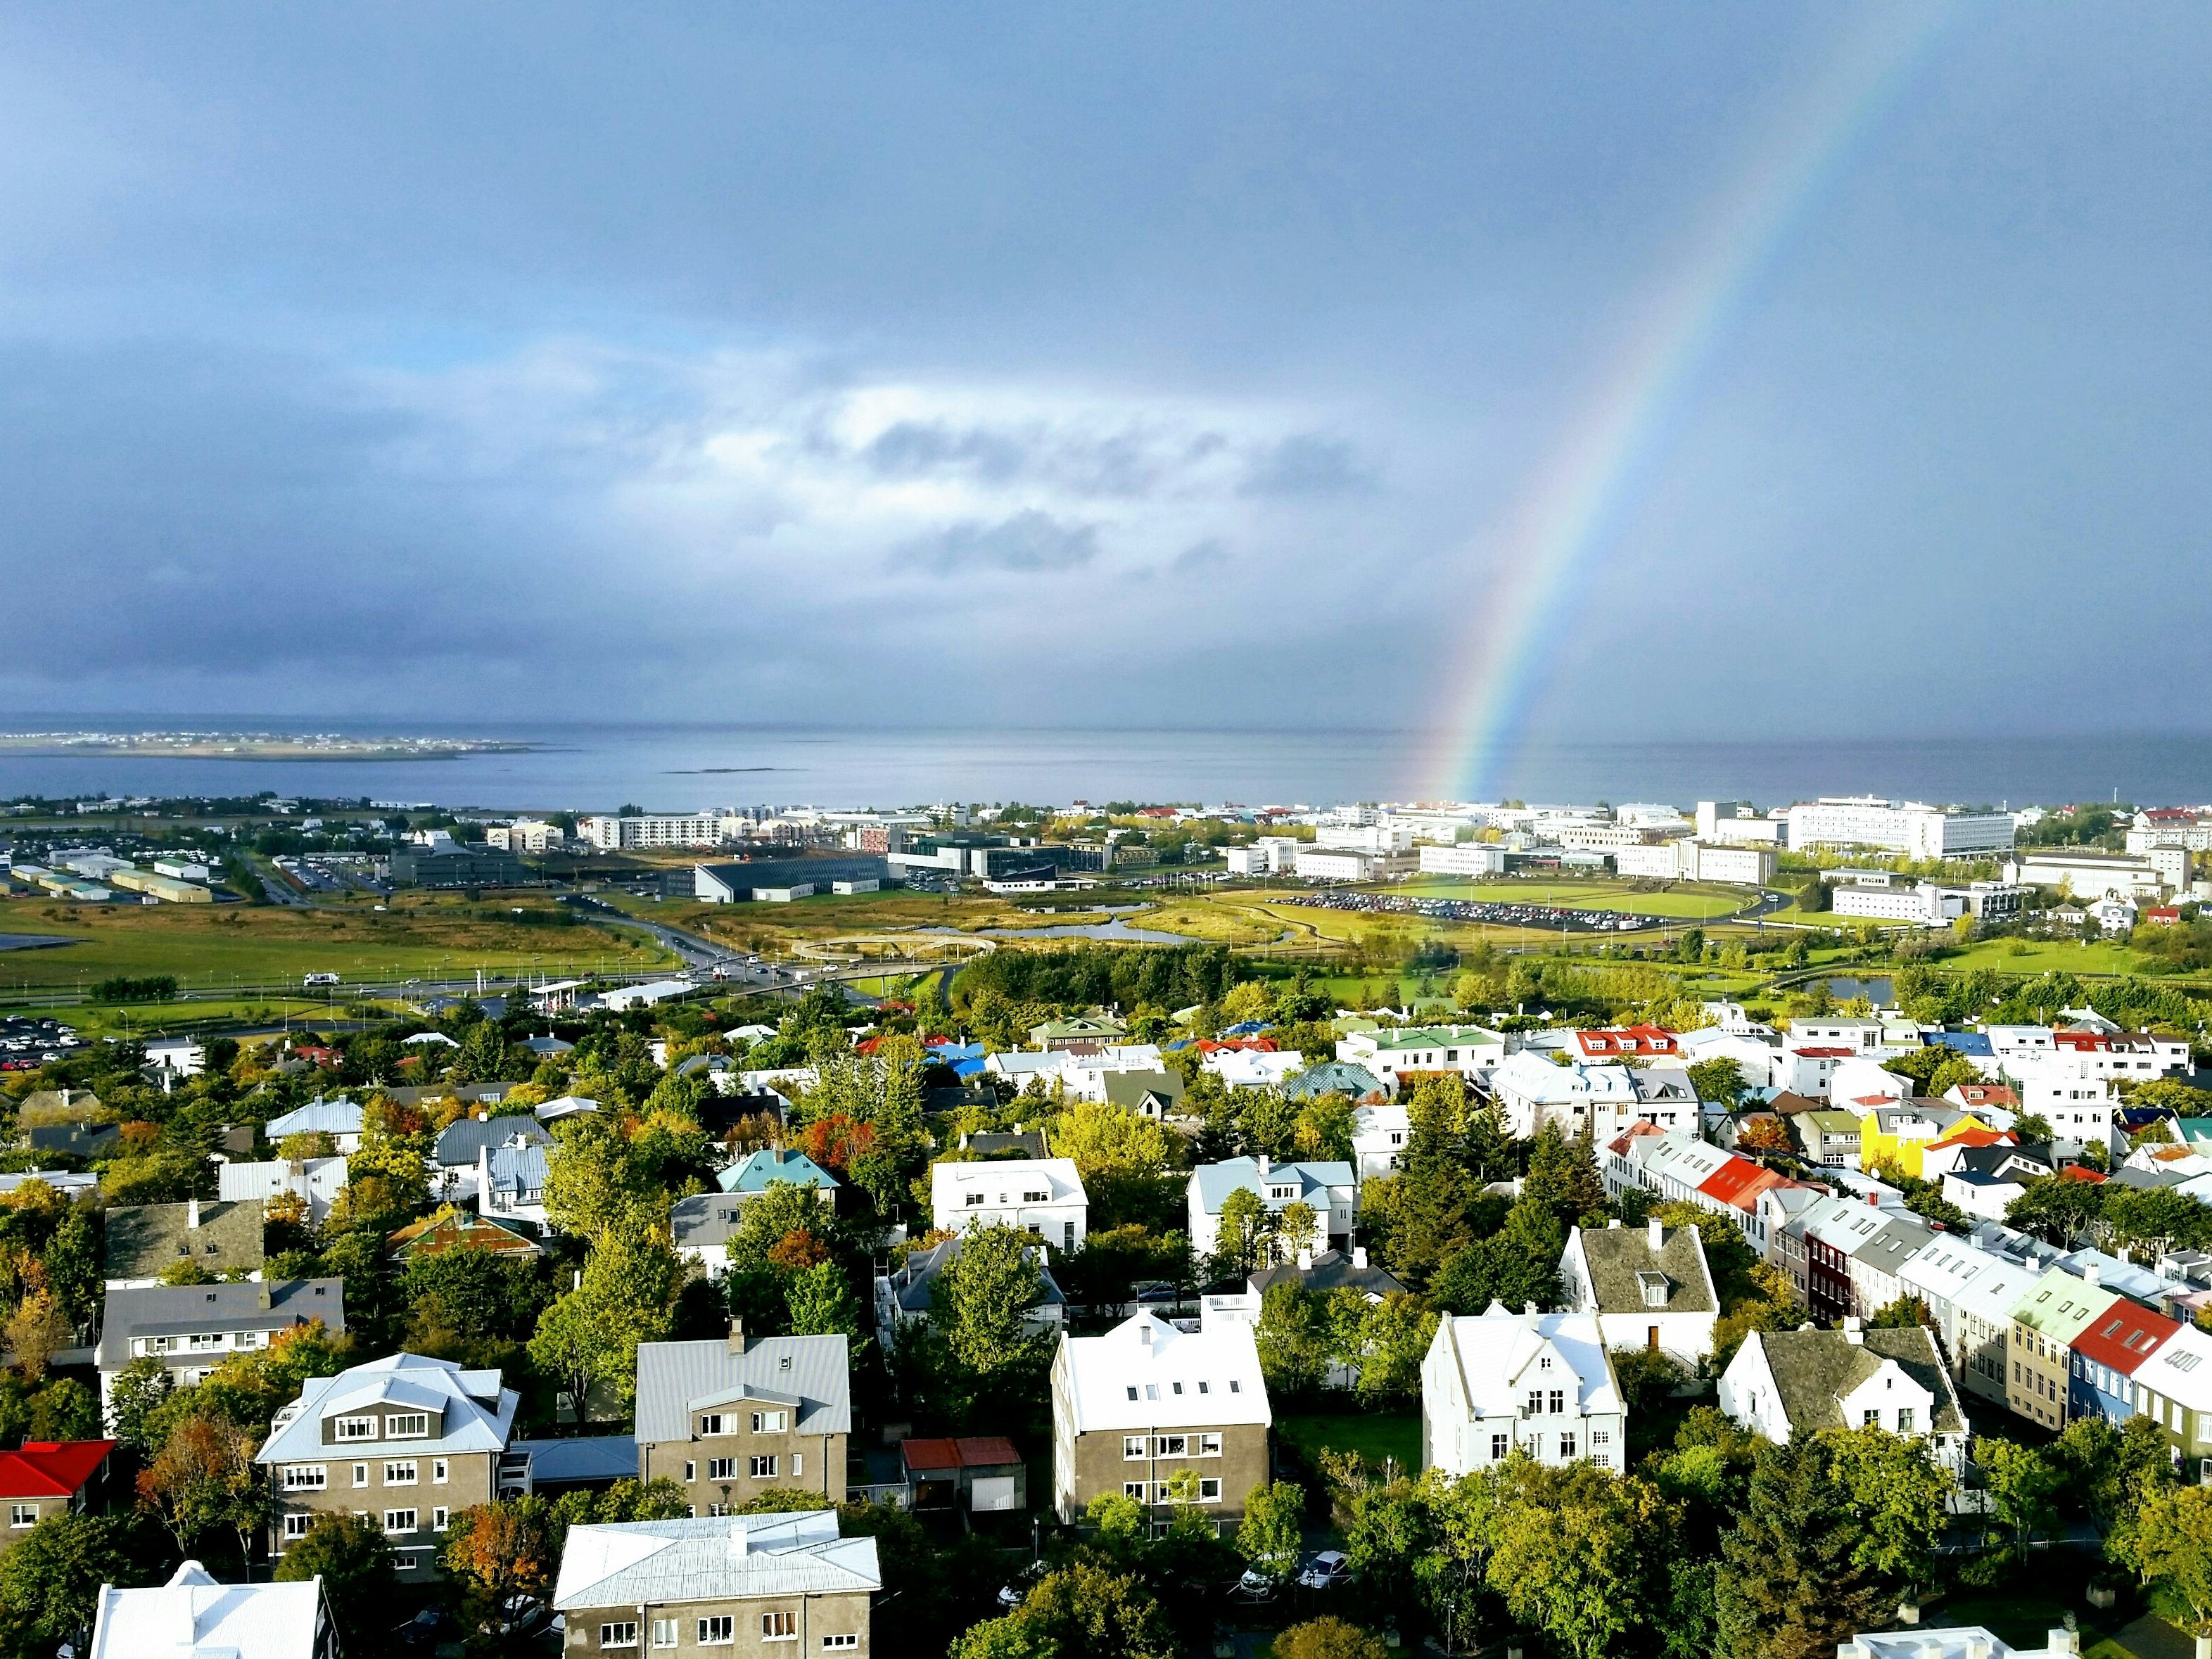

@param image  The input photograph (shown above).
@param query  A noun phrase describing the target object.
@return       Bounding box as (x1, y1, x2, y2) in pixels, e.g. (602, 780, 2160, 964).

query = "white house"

(1421, 1304, 1627, 1475)
(1487, 1051, 1641, 1139)
(1351, 1102, 1412, 1179)
(1558, 1221, 1719, 1369)
(1718, 1322, 1966, 1473)
(1186, 1157, 1357, 1261)
(90, 1561, 336, 1659)
(1828, 1057, 1908, 1114)
(263, 1097, 364, 1154)
(1204, 1048, 1306, 1089)
(930, 1157, 1089, 1252)
(1334, 1026, 1504, 1088)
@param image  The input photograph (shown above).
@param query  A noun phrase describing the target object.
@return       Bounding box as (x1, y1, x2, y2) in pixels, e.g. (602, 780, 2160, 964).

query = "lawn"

(1937, 936, 2166, 979)
(0, 894, 673, 996)
(1275, 1411, 1421, 1478)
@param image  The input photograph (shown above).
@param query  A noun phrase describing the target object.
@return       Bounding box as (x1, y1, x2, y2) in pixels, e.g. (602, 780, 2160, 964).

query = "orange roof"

(2058, 1165, 2108, 1184)
(901, 1436, 1022, 1473)
(1931, 1126, 2014, 1152)
(0, 1441, 113, 1499)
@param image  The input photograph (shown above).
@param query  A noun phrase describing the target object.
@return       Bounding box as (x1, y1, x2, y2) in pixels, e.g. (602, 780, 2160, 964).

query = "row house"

(1899, 1238, 2039, 1411)
(2008, 1268, 2118, 1431)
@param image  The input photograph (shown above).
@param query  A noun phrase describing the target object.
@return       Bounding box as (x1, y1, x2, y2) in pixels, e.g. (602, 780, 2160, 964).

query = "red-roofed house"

(1945, 1082, 2019, 1113)
(0, 1440, 114, 1548)
(2146, 907, 2182, 927)
(901, 1436, 1026, 1513)
(2071, 1301, 2181, 1426)
(2058, 1164, 2108, 1185)
(1572, 1024, 1682, 1060)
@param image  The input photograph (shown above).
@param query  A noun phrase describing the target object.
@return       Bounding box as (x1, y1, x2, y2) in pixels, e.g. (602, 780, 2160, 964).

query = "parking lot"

(1284, 888, 1655, 934)
(0, 1015, 84, 1069)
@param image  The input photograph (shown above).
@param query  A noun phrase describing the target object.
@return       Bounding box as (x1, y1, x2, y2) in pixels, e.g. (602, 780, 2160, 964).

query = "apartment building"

(97, 1279, 345, 1414)
(1898, 1239, 2038, 1409)
(1786, 798, 2014, 860)
(1050, 1313, 1270, 1526)
(929, 1157, 1088, 1252)
(1186, 1157, 1356, 1260)
(259, 1354, 519, 1577)
(633, 1328, 851, 1513)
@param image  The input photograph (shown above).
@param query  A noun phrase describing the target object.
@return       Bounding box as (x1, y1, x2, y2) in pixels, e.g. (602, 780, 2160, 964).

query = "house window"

(1155, 1435, 1188, 1457)
(1124, 1481, 1146, 1499)
(1558, 1433, 1577, 1460)
(1897, 1409, 1914, 1434)
(965, 1193, 985, 1207)
(700, 1615, 736, 1645)
(751, 1411, 789, 1434)
(750, 1456, 780, 1478)
(433, 1459, 447, 1484)
(1591, 1430, 1610, 1449)
(384, 1461, 417, 1485)
(700, 1414, 727, 1437)
(334, 1415, 378, 1441)
(352, 1464, 369, 1487)
(1490, 1433, 1511, 1460)
(651, 1620, 679, 1649)
(283, 1466, 326, 1491)
(1524, 1391, 1544, 1417)
(601, 1623, 640, 1649)
(792, 1454, 803, 1477)
(823, 1638, 860, 1651)
(761, 1611, 797, 1642)
(6, 1505, 32, 1529)
(386, 1413, 429, 1439)
(1123, 1437, 1145, 1461)
(685, 1462, 697, 1482)
(1200, 1477, 1222, 1501)
(1197, 1433, 1221, 1456)
(1862, 1410, 1879, 1428)
(1548, 1390, 1565, 1414)
(281, 1512, 312, 1541)
(1022, 1189, 1050, 1204)
(707, 1458, 737, 1481)
(433, 1507, 449, 1532)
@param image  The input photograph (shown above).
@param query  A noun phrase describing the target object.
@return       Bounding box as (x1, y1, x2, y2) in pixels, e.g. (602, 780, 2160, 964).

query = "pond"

(1822, 975, 1895, 1004)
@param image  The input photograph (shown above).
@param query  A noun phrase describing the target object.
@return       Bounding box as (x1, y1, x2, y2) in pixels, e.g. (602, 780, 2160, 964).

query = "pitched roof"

(1283, 1060, 1390, 1101)
(97, 1280, 345, 1370)
(880, 1235, 1065, 1316)
(1190, 1157, 1354, 1215)
(1056, 1314, 1270, 1434)
(1101, 1069, 1186, 1112)
(103, 1202, 265, 1281)
(387, 1210, 545, 1258)
(257, 1354, 517, 1463)
(932, 1157, 1086, 1210)
(264, 1097, 362, 1138)
(488, 1142, 550, 1195)
(553, 1512, 881, 1612)
(1249, 1249, 1407, 1301)
(1568, 1225, 1716, 1316)
(90, 1560, 326, 1659)
(432, 1114, 552, 1169)
(900, 1436, 1021, 1474)
(2073, 1299, 2182, 1377)
(633, 1335, 852, 1444)
(1750, 1326, 1964, 1435)
(0, 1439, 113, 1498)
(719, 1148, 838, 1195)
(1429, 1304, 1622, 1419)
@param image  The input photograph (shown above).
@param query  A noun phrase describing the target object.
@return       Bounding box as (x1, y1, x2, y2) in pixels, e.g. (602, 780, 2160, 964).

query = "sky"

(4, 4, 2210, 742)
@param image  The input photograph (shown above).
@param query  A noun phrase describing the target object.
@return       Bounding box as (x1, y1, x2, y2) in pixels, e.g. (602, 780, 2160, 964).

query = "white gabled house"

(1420, 1303, 1627, 1475)
(1558, 1220, 1719, 1369)
(1186, 1157, 1357, 1261)
(929, 1157, 1088, 1252)
(1717, 1321, 1966, 1474)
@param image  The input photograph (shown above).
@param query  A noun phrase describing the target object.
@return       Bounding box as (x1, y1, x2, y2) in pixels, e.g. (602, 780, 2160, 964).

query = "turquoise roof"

(1283, 1061, 1389, 1100)
(718, 1147, 838, 1194)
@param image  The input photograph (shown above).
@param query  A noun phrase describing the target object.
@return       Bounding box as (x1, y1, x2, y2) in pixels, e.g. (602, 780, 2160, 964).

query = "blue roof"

(266, 1097, 363, 1138)
(488, 1143, 549, 1193)
(510, 1435, 639, 1486)
(718, 1147, 838, 1194)
(1191, 1156, 1355, 1215)
(1221, 1021, 1272, 1038)
(927, 1041, 985, 1062)
(951, 1057, 989, 1078)
(1924, 1031, 1994, 1056)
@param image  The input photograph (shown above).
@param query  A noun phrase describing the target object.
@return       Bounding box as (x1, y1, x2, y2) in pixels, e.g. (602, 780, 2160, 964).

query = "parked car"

(1231, 1566, 1283, 1603)
(1297, 1551, 1351, 1591)
(997, 1561, 1047, 1610)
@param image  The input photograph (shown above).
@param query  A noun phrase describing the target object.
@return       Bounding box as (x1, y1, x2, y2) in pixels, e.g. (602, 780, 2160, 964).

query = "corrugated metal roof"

(553, 1513, 880, 1611)
(257, 1354, 517, 1464)
(633, 1336, 852, 1445)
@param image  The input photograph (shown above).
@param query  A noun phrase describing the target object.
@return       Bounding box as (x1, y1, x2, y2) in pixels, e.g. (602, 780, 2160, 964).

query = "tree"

(0, 1513, 134, 1656)
(784, 1260, 862, 1346)
(136, 1413, 262, 1565)
(528, 1224, 682, 1418)
(1221, 981, 1273, 1024)
(1237, 1479, 1306, 1578)
(272, 1512, 399, 1646)
(1430, 1235, 1559, 1316)
(928, 1224, 1051, 1420)
(1485, 1461, 1674, 1659)
(106, 1356, 176, 1455)
(1689, 1058, 1748, 1112)
(1274, 1617, 1392, 1659)
(1214, 1186, 1269, 1280)
(1822, 1427, 1949, 1594)
(957, 1560, 1178, 1659)
(1277, 1200, 1320, 1260)
(542, 1111, 659, 1241)
(443, 1496, 564, 1636)
(1050, 1100, 1173, 1182)
(2059, 1413, 2173, 1544)
(2119, 1483, 2212, 1634)
(1715, 1438, 1891, 1659)
(1733, 1116, 1791, 1155)
(2004, 1176, 2106, 1247)
(1254, 1284, 1333, 1398)
(1520, 1123, 1607, 1230)
(4, 1290, 70, 1382)
(1977, 1436, 2065, 1563)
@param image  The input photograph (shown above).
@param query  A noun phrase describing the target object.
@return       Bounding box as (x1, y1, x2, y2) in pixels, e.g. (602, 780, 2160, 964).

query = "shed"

(900, 1436, 1026, 1513)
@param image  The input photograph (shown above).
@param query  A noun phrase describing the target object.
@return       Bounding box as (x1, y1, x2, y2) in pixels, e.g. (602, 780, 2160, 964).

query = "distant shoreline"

(0, 735, 539, 763)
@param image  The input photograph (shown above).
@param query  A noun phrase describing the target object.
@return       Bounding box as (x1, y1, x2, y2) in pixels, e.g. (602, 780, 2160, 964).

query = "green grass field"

(1275, 1411, 1421, 1477)
(1937, 936, 2162, 978)
(0, 895, 673, 996)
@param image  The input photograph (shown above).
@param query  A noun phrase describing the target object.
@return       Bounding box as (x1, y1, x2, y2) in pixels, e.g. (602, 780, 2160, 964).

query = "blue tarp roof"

(1924, 1031, 1995, 1056)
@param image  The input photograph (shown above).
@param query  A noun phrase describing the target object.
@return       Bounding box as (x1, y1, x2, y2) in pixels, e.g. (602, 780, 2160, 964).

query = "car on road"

(996, 1561, 1047, 1610)
(1296, 1551, 1351, 1591)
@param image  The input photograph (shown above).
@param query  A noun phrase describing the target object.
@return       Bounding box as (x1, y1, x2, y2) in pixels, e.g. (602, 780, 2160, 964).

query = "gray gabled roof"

(553, 1512, 880, 1611)
(433, 1114, 552, 1169)
(1249, 1249, 1406, 1301)
(96, 1278, 346, 1370)
(1755, 1326, 1964, 1437)
(882, 1235, 1066, 1315)
(633, 1335, 852, 1445)
(671, 1193, 750, 1252)
(257, 1353, 518, 1463)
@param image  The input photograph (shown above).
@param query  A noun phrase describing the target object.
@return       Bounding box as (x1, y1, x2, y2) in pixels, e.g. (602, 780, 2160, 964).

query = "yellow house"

(1857, 1104, 1999, 1178)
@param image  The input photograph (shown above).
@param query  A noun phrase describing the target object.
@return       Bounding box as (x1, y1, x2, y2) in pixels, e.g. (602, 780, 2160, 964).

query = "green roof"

(1369, 1025, 1501, 1052)
(2009, 1265, 2118, 1340)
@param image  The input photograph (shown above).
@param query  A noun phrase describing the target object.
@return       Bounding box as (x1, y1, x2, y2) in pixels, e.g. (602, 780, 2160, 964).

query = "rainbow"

(1426, 6, 1962, 802)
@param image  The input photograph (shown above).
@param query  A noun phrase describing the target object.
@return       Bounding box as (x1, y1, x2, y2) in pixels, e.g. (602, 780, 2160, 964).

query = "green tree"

(1688, 1057, 1747, 1112)
(1823, 1427, 1950, 1593)
(2118, 1483, 2212, 1635)
(1977, 1436, 2065, 1563)
(1237, 1480, 1307, 1577)
(542, 1111, 659, 1242)
(2059, 1413, 2174, 1545)
(2004, 1176, 2106, 1247)
(0, 1513, 134, 1656)
(136, 1412, 262, 1565)
(1714, 1438, 1890, 1659)
(1213, 1186, 1269, 1280)
(1273, 1617, 1392, 1659)
(1430, 1235, 1559, 1316)
(928, 1224, 1051, 1420)
(272, 1512, 399, 1646)
(958, 1560, 1178, 1659)
(528, 1223, 682, 1418)
(1485, 1460, 1674, 1659)
(784, 1260, 863, 1346)
(1254, 1284, 1333, 1398)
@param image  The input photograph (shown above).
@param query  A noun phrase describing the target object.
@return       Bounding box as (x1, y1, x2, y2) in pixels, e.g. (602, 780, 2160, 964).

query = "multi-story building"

(97, 1280, 345, 1415)
(1333, 1025, 1504, 1088)
(259, 1354, 519, 1577)
(2003, 849, 2170, 901)
(2068, 1297, 2182, 1428)
(1613, 839, 1777, 884)
(1719, 1323, 1966, 1473)
(1557, 1221, 1717, 1369)
(1695, 801, 1786, 846)
(1416, 842, 1508, 877)
(1421, 1305, 1627, 1475)
(2128, 1321, 2212, 1479)
(873, 1235, 1067, 1349)
(578, 813, 742, 851)
(633, 1328, 851, 1514)
(930, 1157, 1088, 1252)
(1186, 1157, 1356, 1261)
(1050, 1313, 1270, 1526)
(554, 1510, 881, 1659)
(90, 1561, 337, 1659)
(1486, 1052, 1640, 1140)
(1897, 1238, 2037, 1409)
(1786, 798, 2014, 860)
(2007, 1268, 2119, 1430)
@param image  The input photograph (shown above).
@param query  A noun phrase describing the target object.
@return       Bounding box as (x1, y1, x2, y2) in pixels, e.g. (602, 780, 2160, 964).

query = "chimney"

(1867, 1191, 1879, 1207)
(1297, 1248, 1313, 1271)
(1352, 1246, 1368, 1269)
(2083, 1264, 2102, 1288)
(1648, 1219, 1665, 1250)
(186, 1197, 201, 1230)
(727, 1318, 746, 1355)
(1843, 1316, 1864, 1346)
(1139, 1323, 1152, 1346)
(730, 1523, 749, 1561)
(1257, 1154, 1271, 1176)
(1965, 1641, 1992, 1659)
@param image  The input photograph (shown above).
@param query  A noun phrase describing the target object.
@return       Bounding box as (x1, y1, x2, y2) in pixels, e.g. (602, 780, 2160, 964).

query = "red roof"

(2144, 809, 2199, 823)
(1574, 1024, 1682, 1058)
(901, 1436, 1022, 1474)
(1606, 1121, 1667, 1157)
(1931, 1126, 2014, 1152)
(1195, 1038, 1278, 1053)
(0, 1441, 113, 1499)
(2073, 1302, 2181, 1377)
(2058, 1164, 2108, 1184)
(1792, 1048, 1852, 1060)
(2148, 908, 2182, 924)
(1697, 1157, 1774, 1212)
(1950, 1083, 2018, 1107)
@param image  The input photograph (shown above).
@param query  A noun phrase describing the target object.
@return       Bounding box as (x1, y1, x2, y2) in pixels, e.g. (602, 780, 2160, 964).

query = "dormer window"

(1022, 1189, 1050, 1204)
(1637, 1271, 1670, 1309)
(386, 1413, 429, 1439)
(1268, 1185, 1296, 1202)
(334, 1415, 379, 1441)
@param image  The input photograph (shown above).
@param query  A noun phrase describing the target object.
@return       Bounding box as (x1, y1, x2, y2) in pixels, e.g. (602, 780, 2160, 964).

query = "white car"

(1296, 1551, 1351, 1590)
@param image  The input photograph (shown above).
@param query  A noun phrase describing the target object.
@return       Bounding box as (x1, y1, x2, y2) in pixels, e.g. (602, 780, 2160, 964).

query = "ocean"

(0, 720, 2206, 815)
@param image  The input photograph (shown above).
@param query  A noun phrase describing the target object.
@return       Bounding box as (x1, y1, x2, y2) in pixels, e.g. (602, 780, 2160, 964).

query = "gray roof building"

(877, 1234, 1067, 1322)
(103, 1200, 265, 1286)
(1748, 1325, 1965, 1437)
(257, 1353, 519, 1465)
(634, 1331, 853, 1447)
(553, 1511, 880, 1613)
(1249, 1247, 1406, 1302)
(1565, 1223, 1717, 1318)
(959, 1129, 1050, 1159)
(433, 1114, 552, 1171)
(97, 1278, 346, 1373)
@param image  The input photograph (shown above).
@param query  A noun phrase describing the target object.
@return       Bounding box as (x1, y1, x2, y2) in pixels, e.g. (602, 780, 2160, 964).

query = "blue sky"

(4, 4, 2208, 736)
